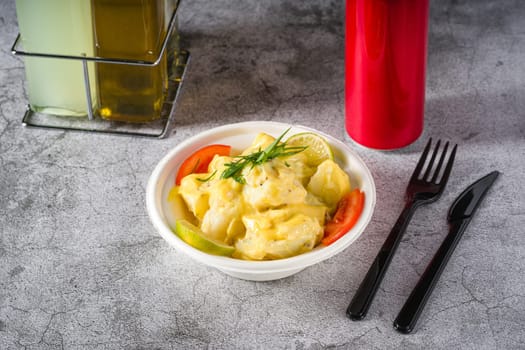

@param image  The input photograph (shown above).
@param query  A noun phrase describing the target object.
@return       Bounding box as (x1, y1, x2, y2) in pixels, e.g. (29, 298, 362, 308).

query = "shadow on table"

(363, 86, 525, 156)
(423, 87, 525, 146)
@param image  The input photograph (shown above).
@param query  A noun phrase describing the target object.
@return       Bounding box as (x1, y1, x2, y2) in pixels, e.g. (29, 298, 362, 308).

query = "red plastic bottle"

(345, 0, 429, 150)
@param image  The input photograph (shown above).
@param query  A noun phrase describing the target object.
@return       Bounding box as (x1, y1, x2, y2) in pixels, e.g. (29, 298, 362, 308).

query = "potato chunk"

(242, 160, 307, 211)
(178, 174, 210, 220)
(200, 178, 244, 243)
(307, 159, 351, 213)
(235, 209, 323, 260)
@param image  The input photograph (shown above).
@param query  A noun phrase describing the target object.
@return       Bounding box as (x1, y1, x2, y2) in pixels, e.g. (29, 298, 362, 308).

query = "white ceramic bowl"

(146, 121, 376, 281)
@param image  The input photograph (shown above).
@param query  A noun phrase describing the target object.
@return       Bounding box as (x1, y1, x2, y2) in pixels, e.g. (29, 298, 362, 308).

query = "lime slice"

(174, 219, 235, 256)
(287, 132, 334, 166)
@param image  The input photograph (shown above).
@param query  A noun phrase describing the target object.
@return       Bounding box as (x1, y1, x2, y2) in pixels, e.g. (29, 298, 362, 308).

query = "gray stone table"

(1, 0, 524, 349)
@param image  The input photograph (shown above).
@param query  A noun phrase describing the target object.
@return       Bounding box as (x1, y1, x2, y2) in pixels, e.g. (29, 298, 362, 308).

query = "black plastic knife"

(393, 171, 500, 334)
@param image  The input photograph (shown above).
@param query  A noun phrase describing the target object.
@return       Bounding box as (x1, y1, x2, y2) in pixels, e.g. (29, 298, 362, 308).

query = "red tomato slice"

(175, 144, 231, 185)
(322, 189, 365, 246)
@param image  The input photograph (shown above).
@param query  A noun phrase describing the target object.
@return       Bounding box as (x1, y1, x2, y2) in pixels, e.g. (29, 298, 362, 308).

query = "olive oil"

(164, 0, 181, 73)
(15, 0, 96, 117)
(91, 0, 168, 122)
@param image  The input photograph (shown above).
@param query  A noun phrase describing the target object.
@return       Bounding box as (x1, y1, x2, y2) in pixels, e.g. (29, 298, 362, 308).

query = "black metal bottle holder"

(11, 3, 189, 138)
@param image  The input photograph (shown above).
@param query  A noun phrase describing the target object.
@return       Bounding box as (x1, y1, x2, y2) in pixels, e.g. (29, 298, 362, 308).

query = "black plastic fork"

(347, 138, 457, 321)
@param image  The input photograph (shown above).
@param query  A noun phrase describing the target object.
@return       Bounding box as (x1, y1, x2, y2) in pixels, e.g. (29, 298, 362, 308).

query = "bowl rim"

(146, 121, 376, 273)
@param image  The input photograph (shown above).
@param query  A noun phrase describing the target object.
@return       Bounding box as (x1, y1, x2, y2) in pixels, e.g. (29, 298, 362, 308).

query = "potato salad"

(170, 131, 361, 260)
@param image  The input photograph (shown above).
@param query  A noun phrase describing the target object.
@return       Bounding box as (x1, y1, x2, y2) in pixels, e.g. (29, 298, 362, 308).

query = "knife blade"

(393, 171, 500, 334)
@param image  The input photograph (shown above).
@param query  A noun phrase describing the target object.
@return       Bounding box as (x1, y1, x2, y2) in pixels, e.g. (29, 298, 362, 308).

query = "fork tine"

(423, 139, 441, 181)
(430, 141, 449, 183)
(410, 138, 432, 181)
(437, 144, 457, 185)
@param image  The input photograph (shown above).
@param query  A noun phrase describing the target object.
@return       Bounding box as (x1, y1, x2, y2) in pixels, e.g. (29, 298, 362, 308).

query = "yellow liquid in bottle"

(164, 0, 181, 74)
(15, 0, 96, 117)
(92, 0, 168, 123)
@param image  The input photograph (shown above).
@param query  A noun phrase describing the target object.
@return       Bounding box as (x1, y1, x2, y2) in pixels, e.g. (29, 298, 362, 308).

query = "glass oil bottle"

(91, 0, 168, 123)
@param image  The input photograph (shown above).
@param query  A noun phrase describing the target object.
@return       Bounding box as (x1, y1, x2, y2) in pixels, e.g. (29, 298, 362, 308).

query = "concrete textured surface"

(1, 0, 524, 349)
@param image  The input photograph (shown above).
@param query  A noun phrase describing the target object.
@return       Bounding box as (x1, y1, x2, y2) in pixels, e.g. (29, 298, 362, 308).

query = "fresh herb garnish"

(220, 128, 306, 184)
(196, 170, 217, 182)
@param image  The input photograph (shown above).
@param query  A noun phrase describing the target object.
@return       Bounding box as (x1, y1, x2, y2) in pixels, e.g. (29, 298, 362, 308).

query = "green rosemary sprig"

(196, 170, 217, 182)
(220, 128, 306, 184)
